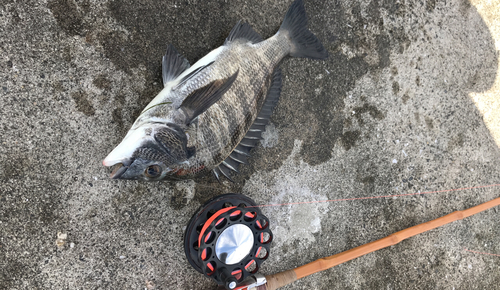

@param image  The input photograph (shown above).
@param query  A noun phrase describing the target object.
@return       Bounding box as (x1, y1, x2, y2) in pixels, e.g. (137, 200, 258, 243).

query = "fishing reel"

(184, 194, 272, 289)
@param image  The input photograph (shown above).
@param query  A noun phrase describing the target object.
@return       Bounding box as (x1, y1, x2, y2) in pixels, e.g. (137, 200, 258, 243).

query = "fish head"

(103, 123, 191, 180)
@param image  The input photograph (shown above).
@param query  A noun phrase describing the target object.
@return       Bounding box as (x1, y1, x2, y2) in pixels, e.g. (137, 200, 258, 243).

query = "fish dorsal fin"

(179, 70, 239, 125)
(162, 44, 190, 86)
(224, 21, 263, 44)
(213, 68, 282, 182)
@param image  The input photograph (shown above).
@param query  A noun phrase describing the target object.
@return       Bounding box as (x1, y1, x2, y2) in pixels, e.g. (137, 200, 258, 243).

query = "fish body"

(103, 0, 327, 181)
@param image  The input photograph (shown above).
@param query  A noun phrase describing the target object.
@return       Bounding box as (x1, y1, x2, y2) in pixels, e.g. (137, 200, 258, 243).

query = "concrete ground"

(1, 0, 500, 289)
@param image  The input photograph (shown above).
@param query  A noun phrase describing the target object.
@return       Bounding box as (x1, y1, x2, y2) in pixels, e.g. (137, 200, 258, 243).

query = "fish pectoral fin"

(162, 44, 191, 86)
(224, 21, 263, 45)
(180, 69, 239, 124)
(173, 61, 215, 91)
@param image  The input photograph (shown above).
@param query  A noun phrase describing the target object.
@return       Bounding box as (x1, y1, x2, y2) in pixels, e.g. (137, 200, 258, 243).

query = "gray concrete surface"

(1, 0, 500, 289)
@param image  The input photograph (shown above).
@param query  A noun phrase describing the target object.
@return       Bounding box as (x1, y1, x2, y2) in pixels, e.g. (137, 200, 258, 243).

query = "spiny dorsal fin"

(162, 44, 190, 86)
(224, 21, 263, 45)
(213, 68, 282, 183)
(180, 70, 239, 125)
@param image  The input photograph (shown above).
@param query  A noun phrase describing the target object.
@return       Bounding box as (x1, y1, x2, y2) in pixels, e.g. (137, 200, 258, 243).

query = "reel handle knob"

(219, 267, 238, 289)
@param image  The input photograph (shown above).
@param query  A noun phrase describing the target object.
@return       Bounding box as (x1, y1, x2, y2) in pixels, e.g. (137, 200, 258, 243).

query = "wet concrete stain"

(0, 260, 32, 290)
(110, 94, 126, 131)
(111, 108, 123, 129)
(170, 192, 188, 210)
(376, 34, 392, 68)
(425, 116, 434, 130)
(103, 0, 231, 76)
(71, 91, 95, 116)
(402, 91, 410, 104)
(459, 0, 472, 16)
(354, 155, 380, 193)
(341, 130, 361, 151)
(391, 66, 398, 76)
(426, 0, 437, 12)
(392, 81, 400, 95)
(448, 132, 465, 150)
(353, 103, 385, 125)
(93, 75, 111, 90)
(273, 0, 408, 166)
(48, 0, 85, 36)
(0, 155, 30, 181)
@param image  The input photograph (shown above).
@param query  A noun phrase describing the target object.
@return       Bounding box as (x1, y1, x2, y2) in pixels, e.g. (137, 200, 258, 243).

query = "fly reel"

(184, 194, 272, 289)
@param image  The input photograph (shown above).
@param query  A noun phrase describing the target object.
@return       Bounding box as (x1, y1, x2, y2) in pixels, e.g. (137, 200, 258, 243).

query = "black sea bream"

(102, 0, 328, 181)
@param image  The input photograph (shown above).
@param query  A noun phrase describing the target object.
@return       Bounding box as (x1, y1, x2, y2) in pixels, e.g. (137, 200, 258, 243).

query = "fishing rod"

(256, 195, 500, 290)
(183, 192, 500, 290)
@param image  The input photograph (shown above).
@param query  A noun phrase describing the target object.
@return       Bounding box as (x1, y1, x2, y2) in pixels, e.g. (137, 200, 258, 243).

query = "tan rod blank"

(258, 196, 500, 290)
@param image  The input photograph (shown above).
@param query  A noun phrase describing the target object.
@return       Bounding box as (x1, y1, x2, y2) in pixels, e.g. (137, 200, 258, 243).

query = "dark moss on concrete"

(93, 74, 111, 90)
(48, 0, 85, 36)
(341, 130, 361, 151)
(71, 91, 95, 116)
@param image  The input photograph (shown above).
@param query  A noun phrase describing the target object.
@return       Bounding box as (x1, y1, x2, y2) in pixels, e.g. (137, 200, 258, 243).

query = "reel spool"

(184, 194, 272, 289)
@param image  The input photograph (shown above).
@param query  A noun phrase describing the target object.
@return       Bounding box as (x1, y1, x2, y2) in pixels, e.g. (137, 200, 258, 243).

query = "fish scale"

(180, 40, 287, 176)
(103, 0, 328, 181)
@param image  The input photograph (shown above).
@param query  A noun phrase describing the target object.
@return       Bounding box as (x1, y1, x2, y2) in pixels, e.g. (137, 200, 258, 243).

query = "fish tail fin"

(279, 0, 328, 59)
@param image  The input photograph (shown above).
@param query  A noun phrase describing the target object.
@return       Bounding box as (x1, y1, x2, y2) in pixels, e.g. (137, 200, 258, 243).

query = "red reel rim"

(183, 193, 272, 287)
(183, 194, 262, 274)
(198, 206, 236, 248)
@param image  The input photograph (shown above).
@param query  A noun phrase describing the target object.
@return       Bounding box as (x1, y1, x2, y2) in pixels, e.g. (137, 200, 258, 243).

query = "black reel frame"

(184, 193, 272, 289)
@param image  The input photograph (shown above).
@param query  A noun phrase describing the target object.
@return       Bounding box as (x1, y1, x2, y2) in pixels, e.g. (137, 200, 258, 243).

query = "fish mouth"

(109, 163, 129, 179)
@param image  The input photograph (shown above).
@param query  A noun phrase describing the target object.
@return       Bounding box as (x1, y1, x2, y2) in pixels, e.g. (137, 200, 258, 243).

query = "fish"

(102, 0, 328, 181)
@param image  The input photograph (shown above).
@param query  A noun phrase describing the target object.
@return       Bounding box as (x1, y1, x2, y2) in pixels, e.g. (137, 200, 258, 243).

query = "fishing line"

(246, 183, 500, 259)
(464, 248, 500, 257)
(249, 183, 500, 208)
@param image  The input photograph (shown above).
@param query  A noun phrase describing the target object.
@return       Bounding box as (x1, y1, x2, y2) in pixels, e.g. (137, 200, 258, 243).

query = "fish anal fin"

(212, 167, 222, 183)
(225, 21, 263, 45)
(180, 70, 239, 124)
(213, 67, 282, 182)
(217, 164, 235, 183)
(162, 44, 190, 86)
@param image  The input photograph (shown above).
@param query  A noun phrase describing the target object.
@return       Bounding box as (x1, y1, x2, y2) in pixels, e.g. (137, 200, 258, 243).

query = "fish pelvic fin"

(213, 68, 282, 182)
(180, 69, 239, 124)
(224, 21, 263, 45)
(162, 44, 190, 86)
(279, 0, 328, 59)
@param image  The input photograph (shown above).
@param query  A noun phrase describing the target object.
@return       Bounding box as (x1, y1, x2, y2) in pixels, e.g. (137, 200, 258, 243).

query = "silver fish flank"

(103, 0, 328, 181)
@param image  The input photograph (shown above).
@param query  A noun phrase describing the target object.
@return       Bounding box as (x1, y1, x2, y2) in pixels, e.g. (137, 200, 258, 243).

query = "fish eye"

(145, 165, 162, 178)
